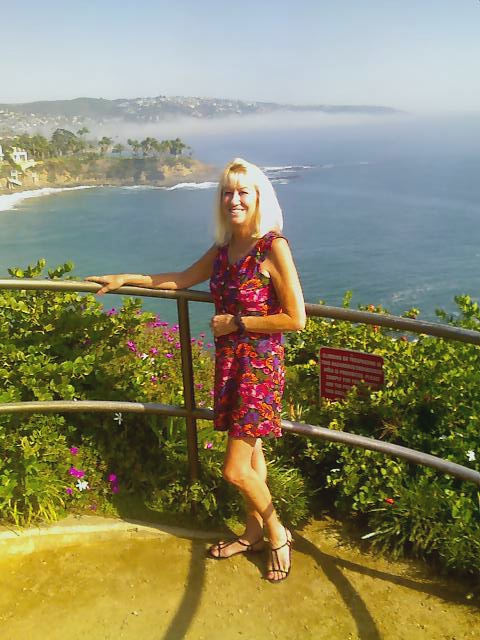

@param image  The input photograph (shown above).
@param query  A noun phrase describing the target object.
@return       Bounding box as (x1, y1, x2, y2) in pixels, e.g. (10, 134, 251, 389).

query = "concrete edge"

(0, 515, 221, 557)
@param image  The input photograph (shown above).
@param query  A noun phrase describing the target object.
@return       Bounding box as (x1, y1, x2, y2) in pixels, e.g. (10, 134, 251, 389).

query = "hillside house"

(10, 146, 36, 170)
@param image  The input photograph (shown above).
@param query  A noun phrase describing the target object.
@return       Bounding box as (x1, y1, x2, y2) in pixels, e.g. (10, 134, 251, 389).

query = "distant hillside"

(0, 95, 402, 134)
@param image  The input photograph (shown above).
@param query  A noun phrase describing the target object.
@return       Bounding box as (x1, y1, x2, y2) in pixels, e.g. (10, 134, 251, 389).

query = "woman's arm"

(86, 244, 218, 295)
(211, 238, 306, 335)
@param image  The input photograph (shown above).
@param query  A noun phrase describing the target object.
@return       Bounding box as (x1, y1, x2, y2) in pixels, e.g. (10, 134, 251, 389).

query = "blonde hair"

(214, 158, 283, 245)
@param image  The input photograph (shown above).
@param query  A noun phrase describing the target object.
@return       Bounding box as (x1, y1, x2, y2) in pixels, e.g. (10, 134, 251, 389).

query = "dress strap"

(256, 230, 288, 261)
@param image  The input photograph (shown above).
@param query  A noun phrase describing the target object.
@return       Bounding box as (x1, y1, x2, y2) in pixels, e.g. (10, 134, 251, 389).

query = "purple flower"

(127, 340, 137, 352)
(195, 383, 203, 390)
(108, 474, 117, 483)
(207, 343, 213, 348)
(111, 484, 119, 494)
(150, 347, 159, 355)
(65, 487, 73, 495)
(174, 342, 181, 349)
(165, 353, 173, 359)
(191, 338, 196, 343)
(204, 441, 213, 450)
(151, 375, 158, 383)
(69, 446, 79, 455)
(199, 332, 205, 338)
(69, 466, 85, 479)
(106, 308, 117, 316)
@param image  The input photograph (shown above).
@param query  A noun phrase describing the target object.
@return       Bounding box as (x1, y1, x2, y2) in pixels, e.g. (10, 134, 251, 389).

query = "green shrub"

(283, 292, 480, 576)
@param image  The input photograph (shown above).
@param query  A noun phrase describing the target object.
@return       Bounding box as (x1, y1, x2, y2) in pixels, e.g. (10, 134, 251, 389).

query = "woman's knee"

(222, 464, 251, 487)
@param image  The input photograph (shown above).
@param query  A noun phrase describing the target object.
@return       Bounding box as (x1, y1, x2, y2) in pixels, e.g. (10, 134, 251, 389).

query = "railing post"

(177, 297, 200, 484)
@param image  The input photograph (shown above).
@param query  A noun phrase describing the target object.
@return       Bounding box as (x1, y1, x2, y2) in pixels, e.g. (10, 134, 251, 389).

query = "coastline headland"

(0, 156, 217, 199)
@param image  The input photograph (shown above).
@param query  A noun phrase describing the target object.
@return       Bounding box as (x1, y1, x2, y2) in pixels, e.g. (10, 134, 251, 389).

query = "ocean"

(1, 113, 479, 335)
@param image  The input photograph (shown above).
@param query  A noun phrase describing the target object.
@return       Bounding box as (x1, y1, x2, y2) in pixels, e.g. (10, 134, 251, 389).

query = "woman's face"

(222, 176, 258, 230)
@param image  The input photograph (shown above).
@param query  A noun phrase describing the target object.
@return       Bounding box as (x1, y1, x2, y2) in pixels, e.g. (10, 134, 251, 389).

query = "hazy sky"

(2, 0, 479, 112)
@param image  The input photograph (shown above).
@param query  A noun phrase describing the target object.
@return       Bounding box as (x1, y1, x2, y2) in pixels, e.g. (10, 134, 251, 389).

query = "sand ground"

(0, 518, 478, 640)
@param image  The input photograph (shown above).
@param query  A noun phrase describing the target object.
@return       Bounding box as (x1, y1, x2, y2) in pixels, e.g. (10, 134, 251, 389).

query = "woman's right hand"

(84, 274, 126, 296)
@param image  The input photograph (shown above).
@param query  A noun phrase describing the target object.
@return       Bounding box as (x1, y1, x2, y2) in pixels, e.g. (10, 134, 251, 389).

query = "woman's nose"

(231, 190, 240, 204)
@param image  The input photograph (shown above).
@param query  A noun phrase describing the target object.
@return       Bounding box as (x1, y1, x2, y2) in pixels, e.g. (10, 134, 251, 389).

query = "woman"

(86, 158, 306, 582)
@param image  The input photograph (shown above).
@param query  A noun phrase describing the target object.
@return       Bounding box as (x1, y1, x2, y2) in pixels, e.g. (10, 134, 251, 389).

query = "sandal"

(266, 528, 293, 583)
(207, 535, 265, 560)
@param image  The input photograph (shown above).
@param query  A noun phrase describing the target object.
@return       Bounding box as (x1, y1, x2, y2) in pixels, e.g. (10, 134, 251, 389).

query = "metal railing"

(1, 278, 479, 488)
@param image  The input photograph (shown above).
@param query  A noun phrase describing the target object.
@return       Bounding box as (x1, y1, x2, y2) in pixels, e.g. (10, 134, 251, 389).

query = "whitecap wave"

(163, 181, 218, 191)
(320, 161, 370, 170)
(120, 185, 162, 190)
(0, 185, 95, 212)
(263, 165, 315, 173)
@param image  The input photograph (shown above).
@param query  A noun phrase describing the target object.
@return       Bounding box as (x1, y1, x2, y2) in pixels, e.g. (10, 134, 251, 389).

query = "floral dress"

(209, 230, 286, 438)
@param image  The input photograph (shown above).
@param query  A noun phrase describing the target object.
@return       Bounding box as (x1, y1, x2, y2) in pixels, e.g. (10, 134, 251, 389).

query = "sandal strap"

(212, 535, 264, 554)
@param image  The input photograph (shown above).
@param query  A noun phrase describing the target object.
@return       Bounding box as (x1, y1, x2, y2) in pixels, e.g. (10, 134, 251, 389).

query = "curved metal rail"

(1, 400, 479, 487)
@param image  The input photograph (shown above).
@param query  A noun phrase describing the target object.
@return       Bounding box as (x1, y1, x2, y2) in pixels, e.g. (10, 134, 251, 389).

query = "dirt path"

(0, 519, 478, 640)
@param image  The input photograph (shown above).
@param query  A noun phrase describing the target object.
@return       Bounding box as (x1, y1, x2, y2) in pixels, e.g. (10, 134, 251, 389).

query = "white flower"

(140, 352, 148, 360)
(114, 412, 123, 425)
(466, 450, 476, 462)
(76, 480, 89, 491)
(330, 468, 340, 473)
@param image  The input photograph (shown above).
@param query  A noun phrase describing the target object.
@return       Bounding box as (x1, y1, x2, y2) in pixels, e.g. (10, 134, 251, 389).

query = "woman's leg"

(243, 438, 267, 539)
(221, 436, 292, 580)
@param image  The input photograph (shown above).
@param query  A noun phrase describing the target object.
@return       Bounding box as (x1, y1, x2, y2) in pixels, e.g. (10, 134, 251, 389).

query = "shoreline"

(0, 163, 219, 211)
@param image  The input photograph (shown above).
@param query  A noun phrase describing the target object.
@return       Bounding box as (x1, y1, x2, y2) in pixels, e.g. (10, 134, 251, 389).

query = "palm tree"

(127, 138, 141, 157)
(98, 136, 113, 155)
(140, 137, 158, 157)
(112, 143, 124, 156)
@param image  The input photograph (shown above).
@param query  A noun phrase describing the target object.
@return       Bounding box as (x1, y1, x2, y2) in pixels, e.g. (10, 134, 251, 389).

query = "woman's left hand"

(210, 314, 237, 337)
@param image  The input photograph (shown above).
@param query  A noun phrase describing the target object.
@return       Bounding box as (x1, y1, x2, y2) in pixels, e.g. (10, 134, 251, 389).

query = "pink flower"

(69, 446, 79, 455)
(199, 332, 205, 338)
(195, 383, 203, 389)
(191, 338, 196, 343)
(204, 441, 213, 449)
(174, 342, 181, 349)
(108, 474, 117, 483)
(207, 343, 213, 348)
(69, 467, 85, 479)
(106, 308, 117, 316)
(151, 375, 158, 383)
(127, 340, 137, 352)
(150, 347, 159, 355)
(111, 484, 119, 494)
(65, 487, 73, 495)
(165, 353, 173, 359)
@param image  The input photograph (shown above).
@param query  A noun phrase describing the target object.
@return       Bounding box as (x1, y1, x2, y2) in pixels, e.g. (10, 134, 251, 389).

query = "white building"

(0, 144, 4, 162)
(10, 146, 36, 170)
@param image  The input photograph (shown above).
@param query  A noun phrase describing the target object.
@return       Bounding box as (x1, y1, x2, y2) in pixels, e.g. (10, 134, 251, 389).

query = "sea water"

(1, 114, 479, 335)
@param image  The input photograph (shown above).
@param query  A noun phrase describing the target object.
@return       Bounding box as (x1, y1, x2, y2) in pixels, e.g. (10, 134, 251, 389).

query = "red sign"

(320, 347, 384, 401)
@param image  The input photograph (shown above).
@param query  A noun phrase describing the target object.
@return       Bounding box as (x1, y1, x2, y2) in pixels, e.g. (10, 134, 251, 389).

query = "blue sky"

(2, 0, 479, 112)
